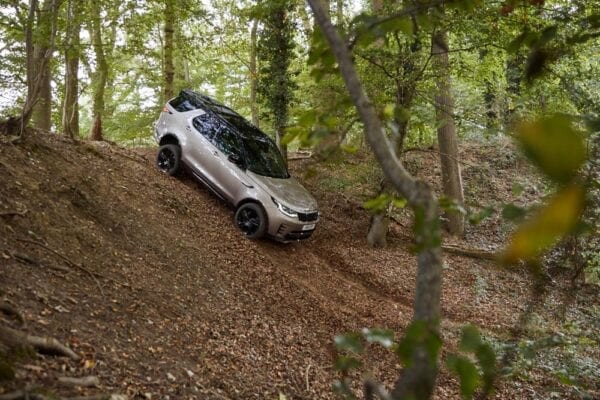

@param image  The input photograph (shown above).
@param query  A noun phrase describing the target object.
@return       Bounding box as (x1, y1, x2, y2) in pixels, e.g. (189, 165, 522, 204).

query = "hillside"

(0, 131, 598, 399)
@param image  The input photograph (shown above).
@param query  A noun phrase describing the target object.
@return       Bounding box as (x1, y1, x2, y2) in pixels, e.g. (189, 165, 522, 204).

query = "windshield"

(242, 135, 289, 179)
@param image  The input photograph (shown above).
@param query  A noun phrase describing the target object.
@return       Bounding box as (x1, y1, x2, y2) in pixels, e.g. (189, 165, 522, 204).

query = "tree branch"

(307, 1, 443, 398)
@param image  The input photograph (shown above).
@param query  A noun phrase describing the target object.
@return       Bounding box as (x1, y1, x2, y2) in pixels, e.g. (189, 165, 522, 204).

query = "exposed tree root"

(0, 325, 80, 360)
(0, 390, 47, 400)
(0, 210, 28, 218)
(441, 244, 497, 261)
(0, 302, 25, 326)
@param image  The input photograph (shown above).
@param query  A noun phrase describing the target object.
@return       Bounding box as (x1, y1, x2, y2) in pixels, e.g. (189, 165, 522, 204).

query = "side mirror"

(228, 153, 245, 168)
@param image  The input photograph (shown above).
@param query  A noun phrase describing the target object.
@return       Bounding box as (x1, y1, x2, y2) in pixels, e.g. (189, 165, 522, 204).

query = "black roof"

(180, 89, 269, 141)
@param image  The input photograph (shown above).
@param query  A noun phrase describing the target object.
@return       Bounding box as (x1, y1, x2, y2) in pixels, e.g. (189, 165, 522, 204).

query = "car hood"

(247, 171, 318, 212)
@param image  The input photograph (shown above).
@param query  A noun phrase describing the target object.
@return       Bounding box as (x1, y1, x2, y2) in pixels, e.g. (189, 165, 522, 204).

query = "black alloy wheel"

(156, 144, 181, 176)
(234, 203, 267, 239)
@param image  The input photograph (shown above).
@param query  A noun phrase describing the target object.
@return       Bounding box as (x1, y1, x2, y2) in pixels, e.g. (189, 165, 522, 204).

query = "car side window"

(192, 113, 219, 141)
(212, 126, 240, 157)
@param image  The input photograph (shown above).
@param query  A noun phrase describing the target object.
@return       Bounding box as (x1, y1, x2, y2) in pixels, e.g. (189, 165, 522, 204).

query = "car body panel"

(154, 90, 319, 242)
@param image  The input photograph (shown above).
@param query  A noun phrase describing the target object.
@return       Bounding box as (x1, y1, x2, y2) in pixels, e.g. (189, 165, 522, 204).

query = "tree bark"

(31, 0, 55, 132)
(163, 0, 175, 102)
(16, 0, 59, 135)
(432, 28, 464, 237)
(249, 18, 259, 127)
(62, 0, 81, 138)
(89, 0, 108, 141)
(307, 1, 442, 398)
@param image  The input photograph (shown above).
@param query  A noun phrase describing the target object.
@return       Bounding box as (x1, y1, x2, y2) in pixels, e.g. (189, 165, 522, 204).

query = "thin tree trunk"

(89, 0, 108, 141)
(249, 18, 259, 127)
(18, 0, 58, 135)
(163, 0, 175, 102)
(336, 0, 343, 25)
(62, 0, 81, 138)
(432, 28, 464, 236)
(31, 0, 54, 131)
(307, 2, 442, 397)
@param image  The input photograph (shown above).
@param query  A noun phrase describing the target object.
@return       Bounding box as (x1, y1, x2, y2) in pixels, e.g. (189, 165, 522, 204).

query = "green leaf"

(363, 194, 391, 213)
(459, 325, 482, 353)
(362, 328, 395, 348)
(391, 197, 407, 209)
(501, 204, 527, 222)
(516, 115, 586, 184)
(447, 355, 481, 399)
(468, 206, 494, 226)
(334, 333, 364, 354)
(502, 184, 586, 264)
(395, 321, 441, 366)
(334, 355, 362, 371)
(379, 16, 413, 36)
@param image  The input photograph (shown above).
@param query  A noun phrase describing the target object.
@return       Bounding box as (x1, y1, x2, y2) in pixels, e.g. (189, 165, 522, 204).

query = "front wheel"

(234, 203, 267, 240)
(156, 144, 181, 176)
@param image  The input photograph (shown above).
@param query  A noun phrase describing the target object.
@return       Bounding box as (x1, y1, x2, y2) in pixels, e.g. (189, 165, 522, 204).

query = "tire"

(156, 144, 181, 176)
(234, 202, 267, 240)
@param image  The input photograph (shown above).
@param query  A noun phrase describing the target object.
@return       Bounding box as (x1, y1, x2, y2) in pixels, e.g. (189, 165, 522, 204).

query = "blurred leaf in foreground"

(501, 184, 586, 264)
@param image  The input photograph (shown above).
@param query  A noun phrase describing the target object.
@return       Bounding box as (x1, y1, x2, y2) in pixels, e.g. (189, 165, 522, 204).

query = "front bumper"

(266, 210, 319, 242)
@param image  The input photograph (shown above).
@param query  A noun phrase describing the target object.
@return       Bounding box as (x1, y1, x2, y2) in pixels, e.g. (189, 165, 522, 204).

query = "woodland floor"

(0, 131, 598, 399)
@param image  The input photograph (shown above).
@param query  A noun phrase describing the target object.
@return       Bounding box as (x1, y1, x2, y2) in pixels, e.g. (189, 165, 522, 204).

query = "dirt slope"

(0, 132, 597, 399)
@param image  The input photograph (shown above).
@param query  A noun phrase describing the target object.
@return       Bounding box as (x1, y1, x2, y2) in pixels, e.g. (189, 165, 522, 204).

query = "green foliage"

(516, 115, 587, 184)
(256, 0, 297, 135)
(363, 193, 407, 213)
(446, 325, 497, 399)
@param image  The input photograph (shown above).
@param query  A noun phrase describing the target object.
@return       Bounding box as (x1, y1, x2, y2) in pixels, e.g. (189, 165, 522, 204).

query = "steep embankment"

(0, 132, 597, 399)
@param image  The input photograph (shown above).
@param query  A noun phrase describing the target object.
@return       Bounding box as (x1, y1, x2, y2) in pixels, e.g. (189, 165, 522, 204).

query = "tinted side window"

(192, 113, 219, 140)
(213, 126, 240, 157)
(169, 96, 197, 112)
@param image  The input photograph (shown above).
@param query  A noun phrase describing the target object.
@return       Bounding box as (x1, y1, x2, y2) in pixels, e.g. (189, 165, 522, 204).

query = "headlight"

(272, 197, 298, 218)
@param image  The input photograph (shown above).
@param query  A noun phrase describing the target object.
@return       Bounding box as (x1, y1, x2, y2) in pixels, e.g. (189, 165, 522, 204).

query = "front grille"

(284, 230, 314, 241)
(298, 211, 318, 222)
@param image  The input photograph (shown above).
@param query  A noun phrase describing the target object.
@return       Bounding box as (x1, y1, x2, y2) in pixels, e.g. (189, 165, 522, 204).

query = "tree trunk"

(249, 18, 259, 127)
(62, 0, 81, 138)
(336, 0, 343, 25)
(307, 2, 443, 397)
(18, 0, 59, 135)
(31, 0, 55, 131)
(89, 0, 108, 141)
(163, 0, 175, 102)
(432, 29, 464, 236)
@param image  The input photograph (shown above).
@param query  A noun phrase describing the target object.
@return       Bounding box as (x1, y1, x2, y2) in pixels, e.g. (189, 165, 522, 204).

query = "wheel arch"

(159, 134, 180, 147)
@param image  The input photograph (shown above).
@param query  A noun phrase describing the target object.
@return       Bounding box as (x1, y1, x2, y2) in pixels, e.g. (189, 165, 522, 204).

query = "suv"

(154, 90, 319, 241)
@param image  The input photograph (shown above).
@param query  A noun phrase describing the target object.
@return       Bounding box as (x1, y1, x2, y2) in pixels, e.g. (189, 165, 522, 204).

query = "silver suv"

(154, 90, 319, 241)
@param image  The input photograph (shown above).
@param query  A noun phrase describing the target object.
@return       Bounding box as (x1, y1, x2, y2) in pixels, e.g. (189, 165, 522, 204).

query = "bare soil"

(0, 131, 597, 399)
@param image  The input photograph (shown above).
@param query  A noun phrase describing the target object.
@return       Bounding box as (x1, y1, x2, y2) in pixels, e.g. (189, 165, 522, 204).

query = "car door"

(207, 124, 249, 202)
(185, 112, 223, 191)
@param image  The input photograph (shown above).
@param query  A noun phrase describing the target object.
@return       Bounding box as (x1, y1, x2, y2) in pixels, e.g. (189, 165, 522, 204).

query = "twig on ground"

(0, 325, 80, 360)
(305, 363, 312, 392)
(58, 376, 100, 387)
(16, 238, 106, 296)
(12, 251, 71, 273)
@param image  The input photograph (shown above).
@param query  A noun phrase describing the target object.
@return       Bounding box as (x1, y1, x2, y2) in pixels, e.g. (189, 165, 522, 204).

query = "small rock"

(166, 372, 176, 381)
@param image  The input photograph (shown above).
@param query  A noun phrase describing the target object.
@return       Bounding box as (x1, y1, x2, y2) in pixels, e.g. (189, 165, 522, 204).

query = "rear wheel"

(234, 203, 267, 240)
(156, 144, 181, 176)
